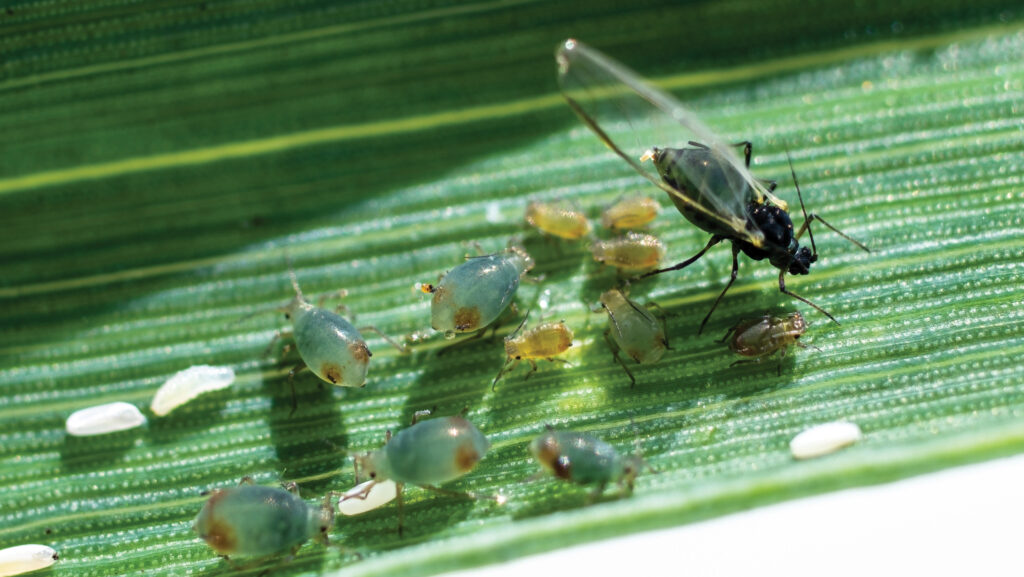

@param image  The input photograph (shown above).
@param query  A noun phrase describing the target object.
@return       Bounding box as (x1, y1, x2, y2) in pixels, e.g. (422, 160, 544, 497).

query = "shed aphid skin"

(556, 39, 869, 333)
(346, 409, 497, 535)
(65, 402, 146, 436)
(150, 365, 235, 416)
(525, 200, 592, 240)
(422, 243, 535, 339)
(599, 288, 669, 386)
(193, 478, 341, 564)
(492, 316, 574, 390)
(589, 232, 665, 273)
(337, 479, 397, 516)
(718, 311, 814, 375)
(790, 421, 862, 459)
(529, 427, 648, 500)
(0, 544, 58, 576)
(601, 195, 660, 230)
(269, 268, 407, 413)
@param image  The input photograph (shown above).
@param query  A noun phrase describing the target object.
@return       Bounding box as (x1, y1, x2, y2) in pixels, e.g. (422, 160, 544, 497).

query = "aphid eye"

(515, 356, 522, 360)
(369, 472, 376, 479)
(284, 313, 291, 320)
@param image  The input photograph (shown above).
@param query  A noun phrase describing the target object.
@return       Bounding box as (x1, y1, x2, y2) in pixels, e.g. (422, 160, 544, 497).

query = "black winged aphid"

(555, 39, 869, 334)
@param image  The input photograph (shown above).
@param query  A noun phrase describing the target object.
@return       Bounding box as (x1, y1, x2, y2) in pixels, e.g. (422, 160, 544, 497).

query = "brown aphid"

(718, 311, 811, 374)
(601, 195, 660, 230)
(590, 232, 665, 273)
(525, 201, 592, 240)
(493, 319, 574, 389)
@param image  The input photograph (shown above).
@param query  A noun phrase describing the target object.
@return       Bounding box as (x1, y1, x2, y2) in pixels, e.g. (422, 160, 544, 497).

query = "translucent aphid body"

(719, 311, 810, 374)
(349, 411, 492, 534)
(601, 196, 660, 230)
(493, 320, 574, 388)
(599, 288, 668, 385)
(556, 39, 869, 333)
(357, 415, 490, 486)
(589, 232, 665, 273)
(284, 298, 370, 387)
(424, 246, 534, 337)
(525, 201, 592, 240)
(530, 429, 645, 496)
(193, 483, 333, 559)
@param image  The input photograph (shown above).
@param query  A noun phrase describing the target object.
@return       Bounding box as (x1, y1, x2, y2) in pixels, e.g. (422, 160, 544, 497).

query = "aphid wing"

(556, 39, 765, 246)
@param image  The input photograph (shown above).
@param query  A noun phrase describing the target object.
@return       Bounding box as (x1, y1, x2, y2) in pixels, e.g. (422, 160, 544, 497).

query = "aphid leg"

(358, 325, 410, 354)
(778, 271, 838, 325)
(492, 358, 520, 391)
(641, 235, 723, 278)
(523, 359, 540, 380)
(410, 408, 434, 425)
(287, 363, 309, 416)
(396, 482, 406, 537)
(697, 244, 742, 335)
(585, 482, 608, 505)
(316, 289, 350, 310)
(603, 324, 637, 387)
(263, 329, 294, 358)
(715, 323, 739, 345)
(282, 481, 301, 496)
(796, 213, 871, 254)
(437, 326, 489, 357)
(643, 301, 673, 350)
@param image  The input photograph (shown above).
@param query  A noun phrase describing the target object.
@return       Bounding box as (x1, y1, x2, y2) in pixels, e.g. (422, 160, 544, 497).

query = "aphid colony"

(46, 39, 871, 574)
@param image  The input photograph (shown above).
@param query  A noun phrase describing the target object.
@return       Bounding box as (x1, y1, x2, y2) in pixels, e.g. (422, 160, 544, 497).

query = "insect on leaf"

(555, 39, 773, 248)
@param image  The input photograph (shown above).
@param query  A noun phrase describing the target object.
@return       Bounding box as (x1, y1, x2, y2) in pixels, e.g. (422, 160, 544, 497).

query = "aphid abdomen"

(530, 431, 621, 485)
(602, 196, 659, 230)
(512, 322, 573, 359)
(384, 417, 490, 485)
(654, 147, 753, 238)
(291, 305, 369, 387)
(601, 290, 666, 365)
(194, 486, 312, 557)
(590, 232, 665, 272)
(430, 255, 525, 333)
(526, 202, 591, 239)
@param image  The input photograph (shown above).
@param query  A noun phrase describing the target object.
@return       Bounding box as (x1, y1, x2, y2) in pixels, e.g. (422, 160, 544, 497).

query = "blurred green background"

(1, 1, 1022, 576)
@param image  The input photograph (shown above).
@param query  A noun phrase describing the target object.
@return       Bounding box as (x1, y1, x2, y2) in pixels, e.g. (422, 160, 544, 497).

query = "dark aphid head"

(620, 455, 647, 492)
(312, 493, 336, 546)
(789, 246, 817, 275)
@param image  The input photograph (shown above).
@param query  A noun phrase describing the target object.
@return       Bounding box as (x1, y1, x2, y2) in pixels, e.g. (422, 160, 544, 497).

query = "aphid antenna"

(787, 151, 871, 254)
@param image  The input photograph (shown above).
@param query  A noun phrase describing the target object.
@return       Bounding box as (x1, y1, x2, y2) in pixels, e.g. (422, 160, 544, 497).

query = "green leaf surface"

(1, 2, 1022, 576)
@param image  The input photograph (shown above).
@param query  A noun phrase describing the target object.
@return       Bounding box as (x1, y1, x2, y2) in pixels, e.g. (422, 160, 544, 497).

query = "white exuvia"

(337, 479, 398, 516)
(0, 544, 58, 577)
(150, 365, 236, 416)
(790, 421, 863, 459)
(65, 402, 146, 436)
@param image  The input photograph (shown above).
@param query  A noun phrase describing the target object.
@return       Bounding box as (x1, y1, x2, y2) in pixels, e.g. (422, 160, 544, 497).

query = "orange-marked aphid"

(599, 288, 669, 386)
(267, 267, 407, 413)
(590, 232, 665, 273)
(347, 409, 497, 535)
(493, 317, 574, 389)
(193, 478, 337, 564)
(718, 311, 813, 374)
(526, 201, 592, 240)
(601, 196, 660, 230)
(422, 244, 534, 339)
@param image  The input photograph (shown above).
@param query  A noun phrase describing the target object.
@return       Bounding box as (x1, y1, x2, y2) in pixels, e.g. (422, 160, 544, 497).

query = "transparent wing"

(556, 39, 767, 247)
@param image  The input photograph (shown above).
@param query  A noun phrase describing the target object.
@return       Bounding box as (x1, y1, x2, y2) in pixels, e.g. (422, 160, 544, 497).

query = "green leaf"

(1, 2, 1022, 576)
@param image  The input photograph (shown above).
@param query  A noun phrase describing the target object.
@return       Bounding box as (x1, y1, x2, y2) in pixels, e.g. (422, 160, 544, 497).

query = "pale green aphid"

(348, 410, 495, 534)
(193, 479, 335, 562)
(420, 245, 534, 339)
(530, 427, 647, 499)
(269, 269, 406, 412)
(599, 288, 669, 386)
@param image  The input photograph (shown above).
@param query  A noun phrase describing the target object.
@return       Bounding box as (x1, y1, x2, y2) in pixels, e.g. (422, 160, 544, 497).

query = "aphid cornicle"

(421, 244, 534, 339)
(269, 268, 406, 412)
(347, 409, 494, 535)
(525, 200, 592, 240)
(492, 317, 574, 390)
(556, 39, 869, 333)
(589, 232, 665, 273)
(599, 288, 668, 386)
(601, 195, 660, 230)
(193, 479, 335, 561)
(718, 311, 811, 375)
(529, 427, 647, 499)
